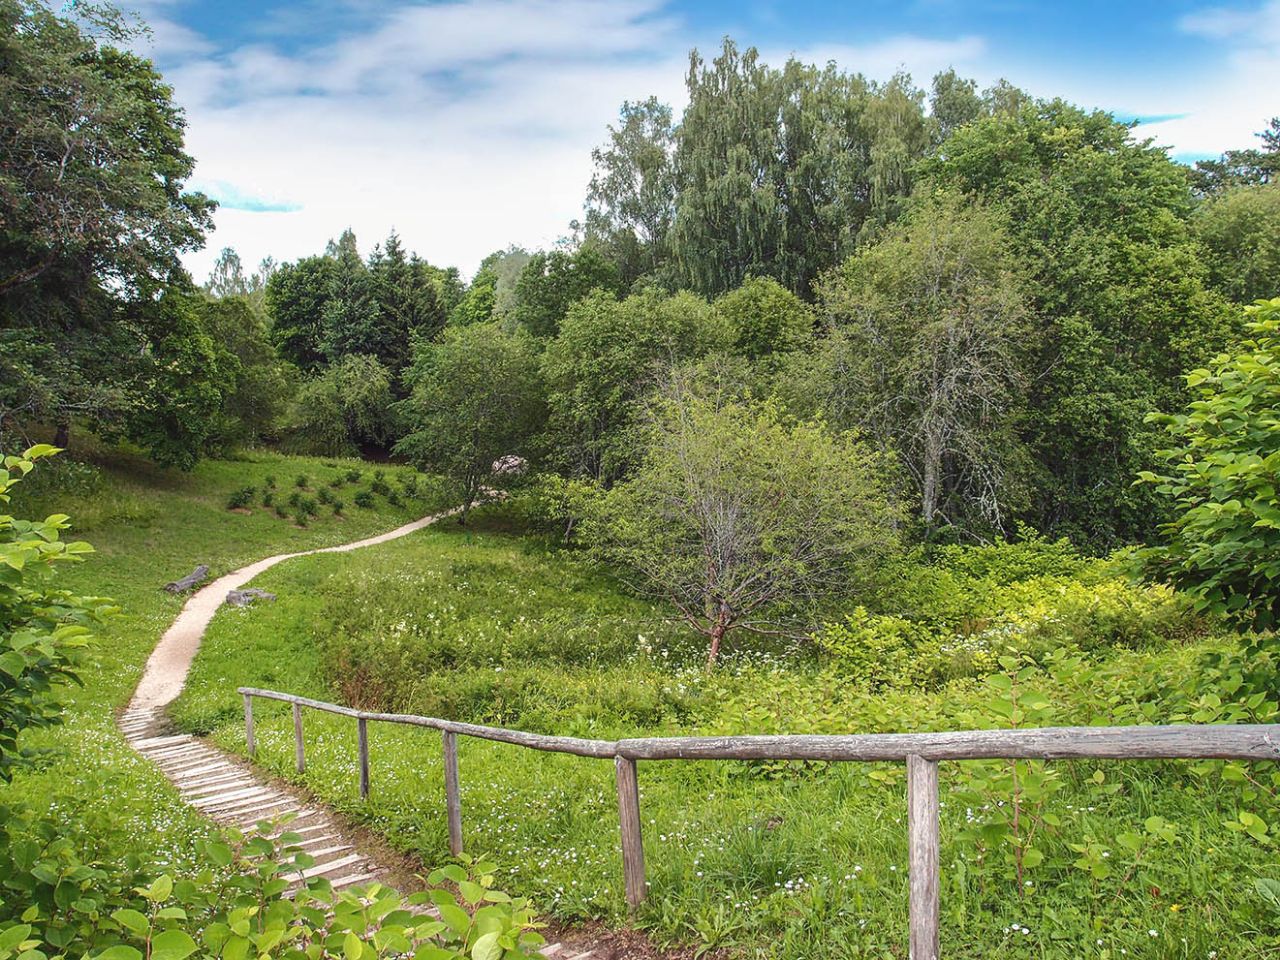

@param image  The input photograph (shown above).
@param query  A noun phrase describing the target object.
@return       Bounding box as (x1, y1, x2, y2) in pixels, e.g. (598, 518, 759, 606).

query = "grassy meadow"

(2, 447, 449, 884)
(164, 501, 1280, 959)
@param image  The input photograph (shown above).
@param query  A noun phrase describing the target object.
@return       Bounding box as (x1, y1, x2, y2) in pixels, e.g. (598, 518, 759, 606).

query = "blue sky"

(121, 0, 1280, 279)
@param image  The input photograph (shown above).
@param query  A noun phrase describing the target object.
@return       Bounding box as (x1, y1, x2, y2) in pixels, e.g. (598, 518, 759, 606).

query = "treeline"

(3, 5, 1278, 550)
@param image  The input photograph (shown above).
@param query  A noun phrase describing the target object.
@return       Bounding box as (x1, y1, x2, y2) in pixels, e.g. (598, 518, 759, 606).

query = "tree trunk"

(706, 603, 731, 668)
(54, 419, 69, 449)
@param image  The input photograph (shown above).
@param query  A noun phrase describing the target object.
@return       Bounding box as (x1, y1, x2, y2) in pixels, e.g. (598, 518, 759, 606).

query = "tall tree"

(584, 97, 677, 284)
(0, 1, 213, 295)
(396, 325, 545, 519)
(925, 100, 1235, 546)
(265, 256, 335, 371)
(669, 40, 930, 298)
(511, 247, 623, 338)
(820, 192, 1032, 533)
(1194, 183, 1280, 304)
(320, 232, 384, 366)
(541, 288, 731, 483)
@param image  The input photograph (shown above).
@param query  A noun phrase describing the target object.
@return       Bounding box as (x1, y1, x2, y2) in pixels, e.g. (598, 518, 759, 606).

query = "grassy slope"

(1, 447, 448, 875)
(172, 510, 1278, 960)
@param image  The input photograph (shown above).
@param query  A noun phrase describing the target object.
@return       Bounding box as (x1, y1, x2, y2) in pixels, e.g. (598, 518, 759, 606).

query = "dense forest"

(5, 1, 1280, 957)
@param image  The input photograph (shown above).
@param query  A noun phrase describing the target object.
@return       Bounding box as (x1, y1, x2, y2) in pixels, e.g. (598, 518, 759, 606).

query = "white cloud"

(1134, 1, 1280, 156)
(165, 1, 997, 282)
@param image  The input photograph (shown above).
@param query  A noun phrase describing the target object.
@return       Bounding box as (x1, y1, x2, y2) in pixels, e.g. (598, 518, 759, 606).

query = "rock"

(226, 588, 276, 608)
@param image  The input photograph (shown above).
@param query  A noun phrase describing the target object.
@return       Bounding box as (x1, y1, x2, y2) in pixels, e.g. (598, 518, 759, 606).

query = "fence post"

(614, 756, 646, 909)
(243, 694, 255, 757)
(357, 717, 370, 799)
(442, 730, 463, 856)
(292, 702, 305, 774)
(907, 754, 940, 960)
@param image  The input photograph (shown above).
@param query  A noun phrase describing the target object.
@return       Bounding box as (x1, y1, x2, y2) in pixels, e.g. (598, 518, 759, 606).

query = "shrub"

(226, 485, 255, 510)
(261, 490, 274, 508)
(274, 504, 289, 519)
(299, 496, 319, 518)
(353, 490, 374, 509)
(263, 474, 277, 490)
(386, 489, 403, 507)
(345, 468, 363, 483)
(332, 499, 344, 516)
(370, 477, 391, 496)
(293, 506, 309, 526)
(317, 487, 334, 506)
(0, 446, 112, 780)
(294, 473, 308, 489)
(287, 490, 302, 508)
(328, 475, 344, 488)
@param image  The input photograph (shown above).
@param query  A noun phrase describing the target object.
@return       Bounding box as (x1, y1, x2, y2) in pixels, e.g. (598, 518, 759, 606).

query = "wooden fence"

(238, 685, 1280, 960)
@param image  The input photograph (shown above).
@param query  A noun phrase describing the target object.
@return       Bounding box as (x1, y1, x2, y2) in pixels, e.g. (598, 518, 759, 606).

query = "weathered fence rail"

(238, 685, 1280, 960)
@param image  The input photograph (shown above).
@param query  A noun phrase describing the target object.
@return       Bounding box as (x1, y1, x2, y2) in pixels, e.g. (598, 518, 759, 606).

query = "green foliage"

(397, 324, 544, 516)
(668, 40, 929, 296)
(511, 248, 623, 338)
(226, 486, 255, 510)
(198, 296, 294, 448)
(0, 807, 544, 960)
(579, 383, 900, 663)
(713, 276, 812, 362)
(0, 0, 212, 298)
(1140, 298, 1280, 631)
(541, 287, 731, 481)
(1195, 184, 1280, 304)
(289, 355, 397, 456)
(819, 191, 1032, 533)
(925, 100, 1236, 547)
(265, 256, 336, 372)
(353, 490, 374, 509)
(0, 447, 111, 780)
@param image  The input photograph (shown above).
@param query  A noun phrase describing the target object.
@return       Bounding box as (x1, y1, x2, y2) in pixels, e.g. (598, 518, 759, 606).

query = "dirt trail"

(118, 508, 602, 959)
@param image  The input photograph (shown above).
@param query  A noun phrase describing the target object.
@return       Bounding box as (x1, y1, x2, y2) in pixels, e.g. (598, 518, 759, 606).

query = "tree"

(290, 354, 396, 455)
(320, 232, 384, 366)
(264, 256, 335, 372)
(541, 288, 731, 482)
(0, 1, 213, 295)
(669, 41, 930, 298)
(198, 296, 294, 449)
(396, 325, 545, 519)
(929, 69, 984, 145)
(584, 97, 677, 284)
(449, 267, 497, 326)
(1191, 117, 1279, 195)
(1139, 298, 1280, 631)
(819, 192, 1032, 533)
(511, 247, 623, 338)
(579, 382, 900, 665)
(925, 100, 1236, 546)
(1194, 184, 1280, 304)
(714, 276, 813, 362)
(368, 231, 446, 352)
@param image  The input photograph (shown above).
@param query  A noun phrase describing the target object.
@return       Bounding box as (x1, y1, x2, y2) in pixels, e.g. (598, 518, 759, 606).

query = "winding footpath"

(118, 510, 599, 960)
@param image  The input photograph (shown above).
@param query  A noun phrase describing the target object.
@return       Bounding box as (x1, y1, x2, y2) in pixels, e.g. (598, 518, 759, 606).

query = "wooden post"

(293, 702, 305, 774)
(907, 754, 940, 960)
(243, 694, 255, 757)
(442, 731, 463, 856)
(357, 717, 370, 799)
(614, 756, 646, 909)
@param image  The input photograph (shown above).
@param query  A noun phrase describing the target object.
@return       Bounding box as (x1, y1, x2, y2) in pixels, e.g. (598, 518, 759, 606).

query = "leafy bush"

(299, 496, 319, 518)
(369, 477, 391, 497)
(261, 490, 274, 508)
(295, 473, 309, 489)
(287, 491, 302, 509)
(386, 489, 403, 507)
(0, 810, 544, 960)
(263, 474, 277, 490)
(332, 499, 344, 516)
(328, 476, 344, 489)
(353, 490, 374, 509)
(345, 469, 363, 484)
(318, 487, 335, 506)
(292, 507, 309, 527)
(1140, 298, 1280, 631)
(225, 485, 255, 510)
(0, 446, 112, 780)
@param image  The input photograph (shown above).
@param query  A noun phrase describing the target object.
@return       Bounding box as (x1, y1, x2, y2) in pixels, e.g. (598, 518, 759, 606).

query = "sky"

(115, 0, 1280, 281)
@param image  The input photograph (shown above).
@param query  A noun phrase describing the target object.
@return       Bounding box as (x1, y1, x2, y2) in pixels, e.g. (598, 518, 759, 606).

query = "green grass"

(172, 507, 1280, 959)
(9, 451, 1280, 958)
(1, 445, 449, 877)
